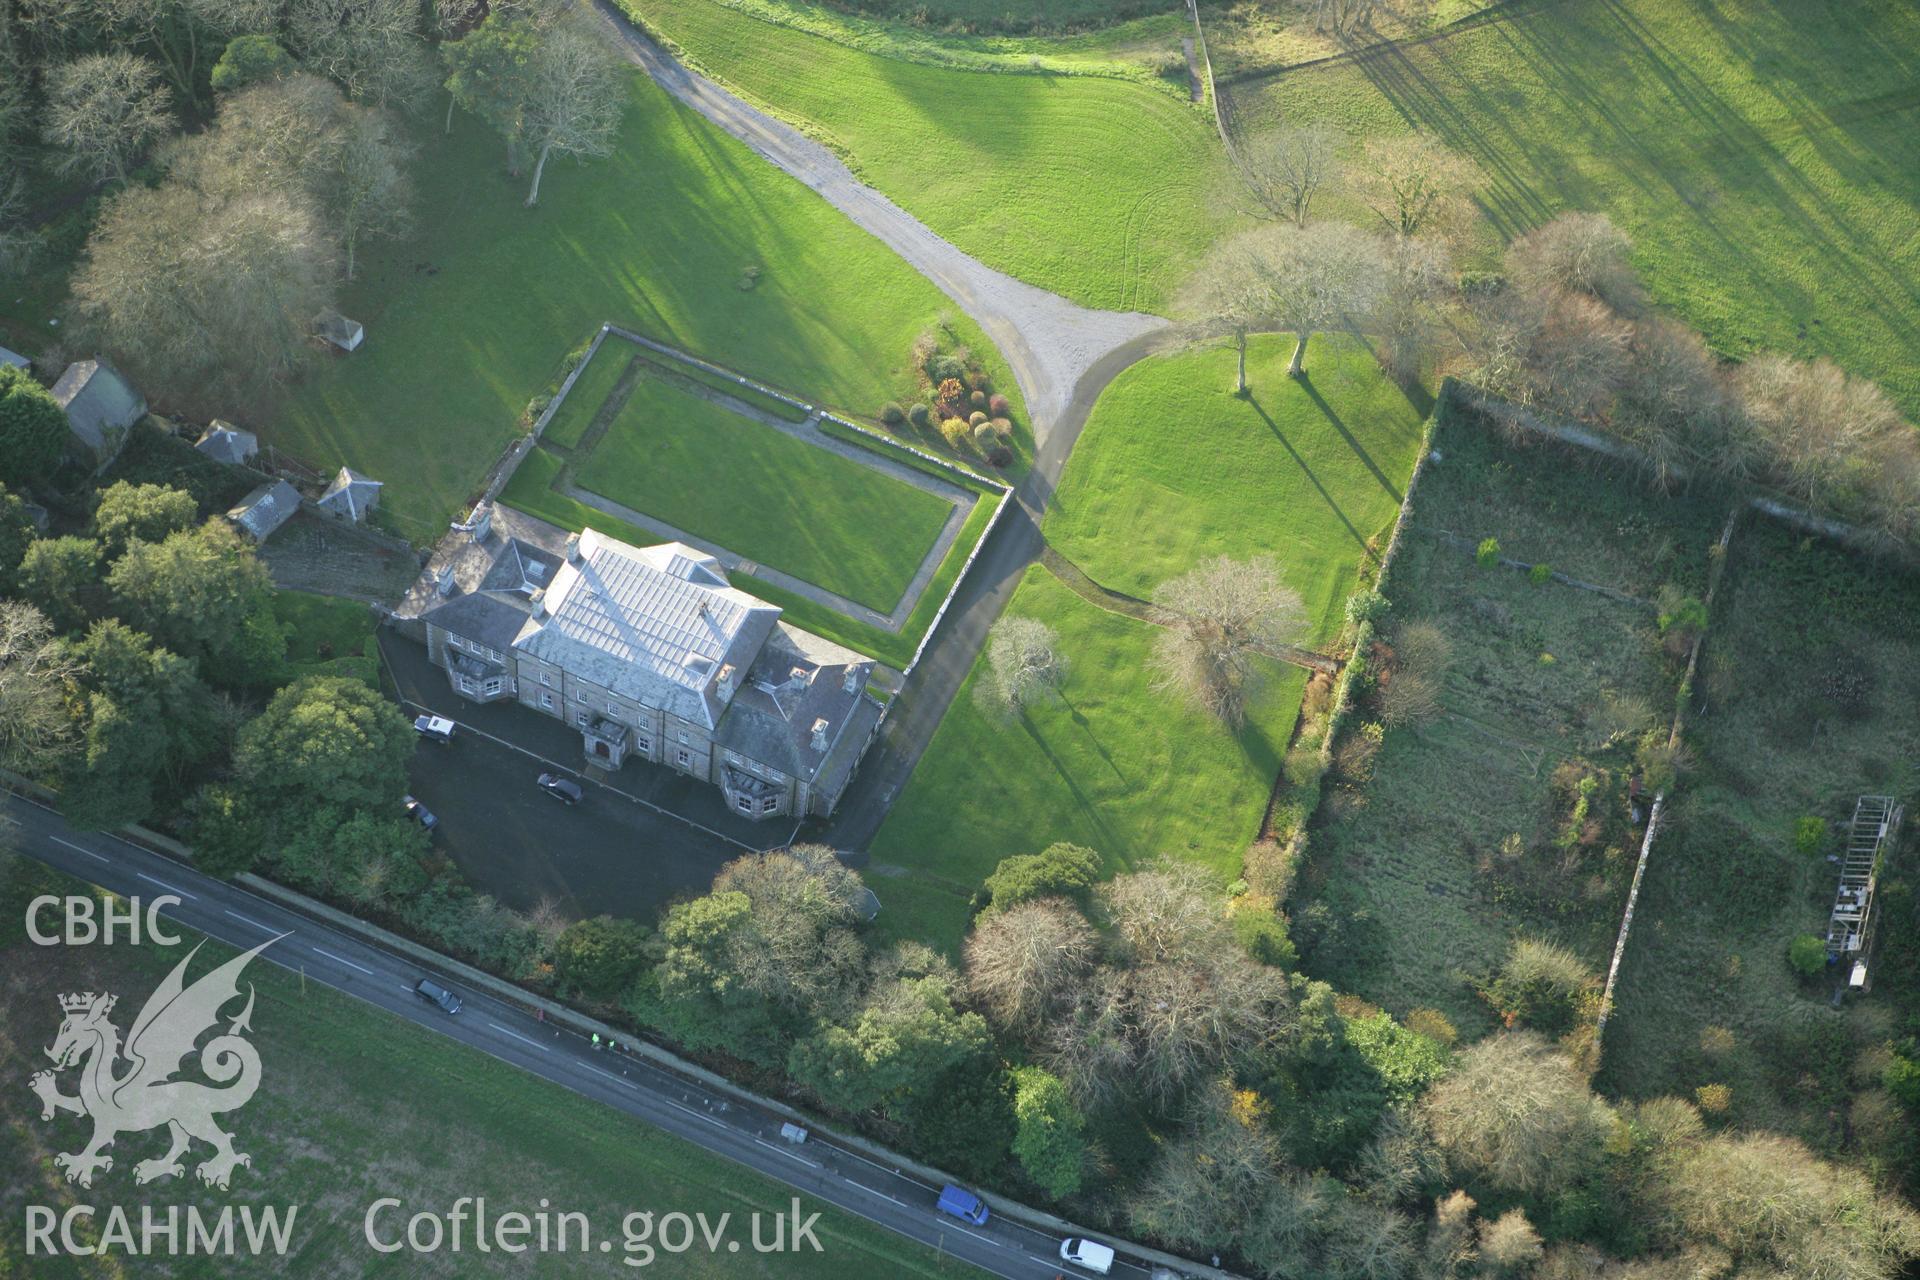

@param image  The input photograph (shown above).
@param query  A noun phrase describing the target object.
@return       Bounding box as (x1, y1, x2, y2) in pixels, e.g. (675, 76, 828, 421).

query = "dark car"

(414, 979, 462, 1014)
(537, 772, 584, 804)
(403, 795, 438, 830)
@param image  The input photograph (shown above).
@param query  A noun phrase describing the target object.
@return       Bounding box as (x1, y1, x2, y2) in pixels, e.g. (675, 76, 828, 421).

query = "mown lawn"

(868, 565, 1304, 951)
(503, 445, 1002, 669)
(627, 0, 1238, 313)
(573, 374, 956, 611)
(1227, 0, 1920, 417)
(0, 860, 979, 1280)
(1601, 520, 1920, 1149)
(1045, 334, 1428, 647)
(269, 72, 1022, 542)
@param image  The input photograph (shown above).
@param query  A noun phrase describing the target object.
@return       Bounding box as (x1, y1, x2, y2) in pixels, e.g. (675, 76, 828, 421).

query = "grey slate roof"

(717, 623, 876, 782)
(0, 347, 29, 370)
(317, 466, 382, 520)
(225, 479, 301, 541)
(51, 359, 145, 456)
(421, 590, 534, 654)
(194, 421, 258, 465)
(516, 532, 780, 729)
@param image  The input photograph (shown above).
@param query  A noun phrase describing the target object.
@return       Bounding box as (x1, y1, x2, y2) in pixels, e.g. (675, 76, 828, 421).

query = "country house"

(392, 503, 882, 821)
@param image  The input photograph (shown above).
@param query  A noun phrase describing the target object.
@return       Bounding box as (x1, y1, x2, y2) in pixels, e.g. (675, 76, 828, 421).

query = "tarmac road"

(6, 790, 1183, 1280)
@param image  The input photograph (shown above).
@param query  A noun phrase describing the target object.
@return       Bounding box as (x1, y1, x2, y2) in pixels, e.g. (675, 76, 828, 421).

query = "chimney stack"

(564, 532, 582, 564)
(810, 717, 829, 751)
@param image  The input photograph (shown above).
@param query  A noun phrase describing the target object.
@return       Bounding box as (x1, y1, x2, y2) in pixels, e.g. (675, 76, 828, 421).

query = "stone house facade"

(394, 504, 882, 821)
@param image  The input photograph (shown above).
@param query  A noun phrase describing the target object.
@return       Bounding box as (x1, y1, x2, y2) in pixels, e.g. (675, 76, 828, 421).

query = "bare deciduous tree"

(288, 0, 432, 110)
(334, 103, 414, 279)
(0, 602, 79, 768)
(1736, 354, 1910, 521)
(520, 17, 623, 207)
(1041, 968, 1135, 1111)
(1241, 122, 1343, 226)
(1312, 0, 1377, 37)
(711, 845, 869, 1021)
(1378, 618, 1451, 727)
(1151, 555, 1307, 727)
(1353, 132, 1476, 240)
(1376, 232, 1452, 385)
(1468, 284, 1631, 423)
(1127, 1082, 1282, 1252)
(963, 897, 1096, 1037)
(69, 182, 336, 410)
(1098, 859, 1230, 965)
(1478, 1208, 1545, 1276)
(1613, 314, 1740, 488)
(1506, 211, 1644, 316)
(1179, 229, 1279, 394)
(981, 615, 1066, 715)
(1263, 220, 1389, 376)
(1421, 1032, 1611, 1198)
(42, 53, 174, 182)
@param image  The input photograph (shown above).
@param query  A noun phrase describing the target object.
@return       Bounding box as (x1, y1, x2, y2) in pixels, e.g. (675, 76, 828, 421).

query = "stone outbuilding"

(317, 467, 382, 522)
(225, 479, 302, 543)
(51, 359, 145, 464)
(194, 420, 259, 466)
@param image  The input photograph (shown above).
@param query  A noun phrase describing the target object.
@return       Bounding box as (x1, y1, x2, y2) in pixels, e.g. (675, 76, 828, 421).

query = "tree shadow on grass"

(1246, 389, 1375, 558)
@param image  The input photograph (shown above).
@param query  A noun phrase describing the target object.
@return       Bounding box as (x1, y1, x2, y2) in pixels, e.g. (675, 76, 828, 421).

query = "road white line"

(311, 947, 373, 976)
(488, 1022, 551, 1053)
(223, 909, 280, 933)
(581, 1064, 637, 1089)
(754, 1138, 822, 1168)
(136, 871, 195, 899)
(50, 836, 109, 863)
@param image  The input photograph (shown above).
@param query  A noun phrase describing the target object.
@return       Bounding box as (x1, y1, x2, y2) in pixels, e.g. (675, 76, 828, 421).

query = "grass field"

(0, 860, 976, 1279)
(868, 334, 1423, 948)
(868, 564, 1305, 953)
(269, 71, 1022, 542)
(627, 0, 1238, 313)
(1225, 0, 1920, 417)
(502, 442, 1001, 670)
(1600, 520, 1920, 1149)
(569, 373, 955, 612)
(1045, 334, 1428, 646)
(1292, 408, 1726, 1037)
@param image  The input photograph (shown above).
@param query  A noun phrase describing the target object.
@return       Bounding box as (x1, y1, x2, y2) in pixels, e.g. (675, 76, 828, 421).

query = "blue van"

(936, 1185, 989, 1226)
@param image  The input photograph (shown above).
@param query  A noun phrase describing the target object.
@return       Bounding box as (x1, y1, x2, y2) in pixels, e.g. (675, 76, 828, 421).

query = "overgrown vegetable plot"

(1292, 407, 1726, 1039)
(1601, 521, 1920, 1157)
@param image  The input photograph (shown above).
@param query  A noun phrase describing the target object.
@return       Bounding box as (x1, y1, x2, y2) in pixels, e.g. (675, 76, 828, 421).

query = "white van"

(1059, 1237, 1116, 1275)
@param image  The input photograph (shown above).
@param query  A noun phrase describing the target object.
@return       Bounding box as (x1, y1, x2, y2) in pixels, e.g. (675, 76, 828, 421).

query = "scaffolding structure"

(1828, 794, 1903, 990)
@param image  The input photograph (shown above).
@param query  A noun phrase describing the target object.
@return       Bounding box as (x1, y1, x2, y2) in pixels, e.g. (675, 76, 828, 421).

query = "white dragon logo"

(29, 936, 281, 1190)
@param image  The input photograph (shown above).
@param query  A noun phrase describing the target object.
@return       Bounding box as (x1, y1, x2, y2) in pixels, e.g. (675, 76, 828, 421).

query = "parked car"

(413, 714, 456, 743)
(403, 795, 438, 830)
(537, 772, 584, 804)
(414, 979, 462, 1014)
(1059, 1238, 1115, 1275)
(936, 1185, 989, 1226)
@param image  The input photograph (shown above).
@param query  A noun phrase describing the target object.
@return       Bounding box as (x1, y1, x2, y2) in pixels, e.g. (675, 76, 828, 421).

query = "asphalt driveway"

(383, 631, 792, 923)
